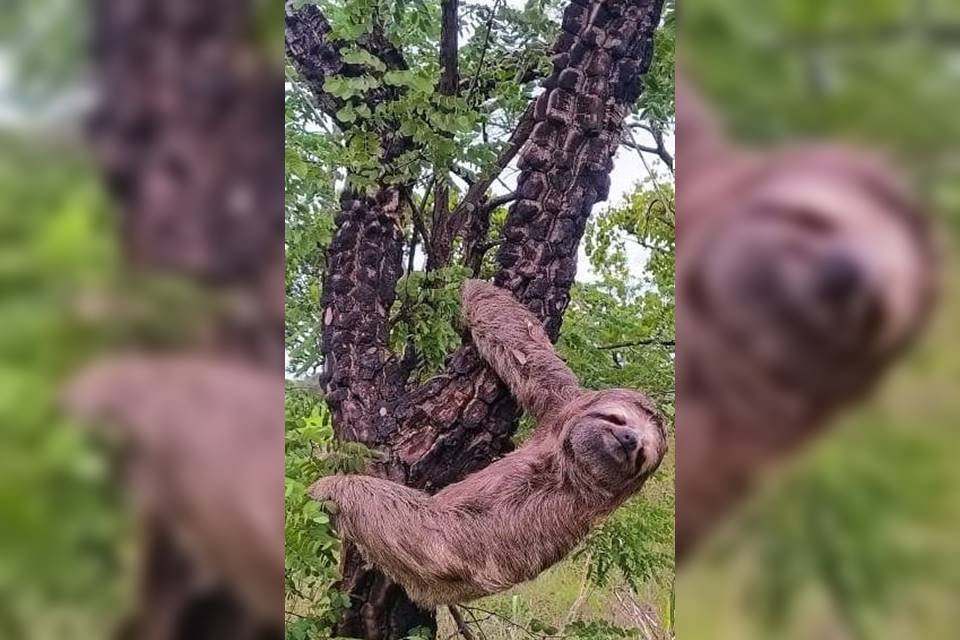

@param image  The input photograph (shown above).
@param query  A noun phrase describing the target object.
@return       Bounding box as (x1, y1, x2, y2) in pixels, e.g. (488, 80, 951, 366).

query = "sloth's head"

(558, 389, 667, 493)
(683, 148, 935, 399)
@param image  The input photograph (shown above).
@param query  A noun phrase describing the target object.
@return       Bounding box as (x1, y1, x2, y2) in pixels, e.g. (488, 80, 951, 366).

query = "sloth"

(311, 280, 668, 607)
(64, 355, 285, 638)
(675, 76, 937, 560)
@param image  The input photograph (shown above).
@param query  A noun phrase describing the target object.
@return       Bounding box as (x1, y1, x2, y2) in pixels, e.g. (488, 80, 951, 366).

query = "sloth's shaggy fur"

(311, 281, 667, 607)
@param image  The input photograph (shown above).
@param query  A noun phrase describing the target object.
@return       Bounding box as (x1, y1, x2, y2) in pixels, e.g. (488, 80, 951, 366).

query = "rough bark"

(91, 0, 285, 366)
(286, 5, 438, 636)
(287, 0, 665, 637)
(285, 1, 419, 435)
(284, 3, 410, 134)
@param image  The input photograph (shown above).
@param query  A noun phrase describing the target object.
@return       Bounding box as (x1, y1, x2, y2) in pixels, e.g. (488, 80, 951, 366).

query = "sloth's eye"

(598, 413, 627, 426)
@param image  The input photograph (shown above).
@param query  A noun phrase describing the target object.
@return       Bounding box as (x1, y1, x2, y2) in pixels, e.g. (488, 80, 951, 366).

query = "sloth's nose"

(817, 251, 863, 304)
(612, 427, 639, 452)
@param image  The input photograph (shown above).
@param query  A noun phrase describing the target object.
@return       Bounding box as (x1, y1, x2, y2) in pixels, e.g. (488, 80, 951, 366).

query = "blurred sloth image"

(65, 357, 284, 640)
(675, 76, 938, 561)
(311, 280, 667, 607)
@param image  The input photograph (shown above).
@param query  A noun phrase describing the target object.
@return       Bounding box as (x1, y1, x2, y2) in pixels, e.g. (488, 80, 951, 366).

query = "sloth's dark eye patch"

(778, 208, 837, 235)
(747, 204, 836, 235)
(595, 413, 627, 426)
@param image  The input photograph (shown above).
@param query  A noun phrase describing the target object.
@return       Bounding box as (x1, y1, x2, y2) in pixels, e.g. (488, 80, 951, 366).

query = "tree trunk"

(287, 0, 666, 637)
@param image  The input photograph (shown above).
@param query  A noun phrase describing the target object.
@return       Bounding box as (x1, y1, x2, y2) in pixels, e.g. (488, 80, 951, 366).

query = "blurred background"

(0, 2, 130, 636)
(0, 1, 284, 638)
(678, 0, 960, 638)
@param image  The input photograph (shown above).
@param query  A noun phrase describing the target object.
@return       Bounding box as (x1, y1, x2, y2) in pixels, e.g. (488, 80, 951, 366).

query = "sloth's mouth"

(626, 445, 646, 476)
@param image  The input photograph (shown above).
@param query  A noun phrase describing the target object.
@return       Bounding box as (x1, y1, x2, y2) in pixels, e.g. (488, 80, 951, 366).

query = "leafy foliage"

(285, 387, 374, 637)
(0, 141, 129, 638)
(739, 425, 948, 637)
(581, 497, 674, 592)
(390, 265, 472, 378)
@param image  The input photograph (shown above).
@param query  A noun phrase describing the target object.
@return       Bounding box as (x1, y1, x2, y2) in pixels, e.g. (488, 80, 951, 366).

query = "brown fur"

(311, 281, 667, 607)
(64, 355, 285, 629)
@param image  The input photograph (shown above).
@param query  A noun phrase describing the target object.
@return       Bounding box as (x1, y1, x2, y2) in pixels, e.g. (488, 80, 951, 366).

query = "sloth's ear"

(461, 280, 580, 429)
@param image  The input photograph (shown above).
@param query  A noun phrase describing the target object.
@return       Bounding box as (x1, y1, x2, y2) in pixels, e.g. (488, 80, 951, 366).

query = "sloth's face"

(563, 390, 667, 491)
(683, 153, 934, 398)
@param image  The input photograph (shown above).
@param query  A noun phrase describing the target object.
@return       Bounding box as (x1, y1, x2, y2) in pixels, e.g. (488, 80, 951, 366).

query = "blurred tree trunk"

(286, 0, 666, 637)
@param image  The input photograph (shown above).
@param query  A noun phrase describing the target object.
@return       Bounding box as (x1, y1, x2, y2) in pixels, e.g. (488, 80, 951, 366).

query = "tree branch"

(466, 1, 501, 104)
(425, 0, 462, 272)
(443, 102, 537, 275)
(485, 191, 517, 211)
(285, 2, 409, 129)
(286, 3, 414, 435)
(405, 190, 432, 248)
(598, 339, 675, 350)
(454, 102, 535, 224)
(438, 0, 460, 95)
(623, 123, 674, 172)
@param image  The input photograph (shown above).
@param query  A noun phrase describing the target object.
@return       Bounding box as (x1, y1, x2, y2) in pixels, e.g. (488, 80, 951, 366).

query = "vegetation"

(0, 139, 129, 638)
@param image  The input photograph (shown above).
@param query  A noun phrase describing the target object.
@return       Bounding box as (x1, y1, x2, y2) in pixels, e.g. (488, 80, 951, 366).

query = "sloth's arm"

(461, 280, 580, 427)
(310, 475, 435, 542)
(676, 73, 731, 177)
(310, 475, 467, 602)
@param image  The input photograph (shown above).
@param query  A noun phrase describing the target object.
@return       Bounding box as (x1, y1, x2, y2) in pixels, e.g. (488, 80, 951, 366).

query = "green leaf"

(335, 105, 357, 124)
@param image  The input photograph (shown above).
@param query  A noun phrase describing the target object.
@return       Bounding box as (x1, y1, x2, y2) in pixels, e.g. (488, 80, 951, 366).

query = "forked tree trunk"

(286, 0, 665, 637)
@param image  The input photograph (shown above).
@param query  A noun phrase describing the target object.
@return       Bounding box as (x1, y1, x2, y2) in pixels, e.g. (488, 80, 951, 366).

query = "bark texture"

(91, 0, 285, 365)
(91, 0, 283, 280)
(286, 0, 665, 637)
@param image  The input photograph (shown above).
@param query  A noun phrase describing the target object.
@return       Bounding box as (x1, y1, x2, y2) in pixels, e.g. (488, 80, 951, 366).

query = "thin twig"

(405, 190, 433, 247)
(464, 606, 491, 640)
(449, 605, 479, 640)
(460, 605, 562, 639)
(485, 191, 517, 210)
(467, 0, 503, 105)
(564, 551, 594, 626)
(597, 339, 675, 350)
(625, 128, 675, 216)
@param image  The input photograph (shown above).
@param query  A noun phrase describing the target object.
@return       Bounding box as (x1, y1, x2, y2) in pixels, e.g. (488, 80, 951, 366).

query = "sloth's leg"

(461, 280, 580, 427)
(310, 475, 455, 601)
